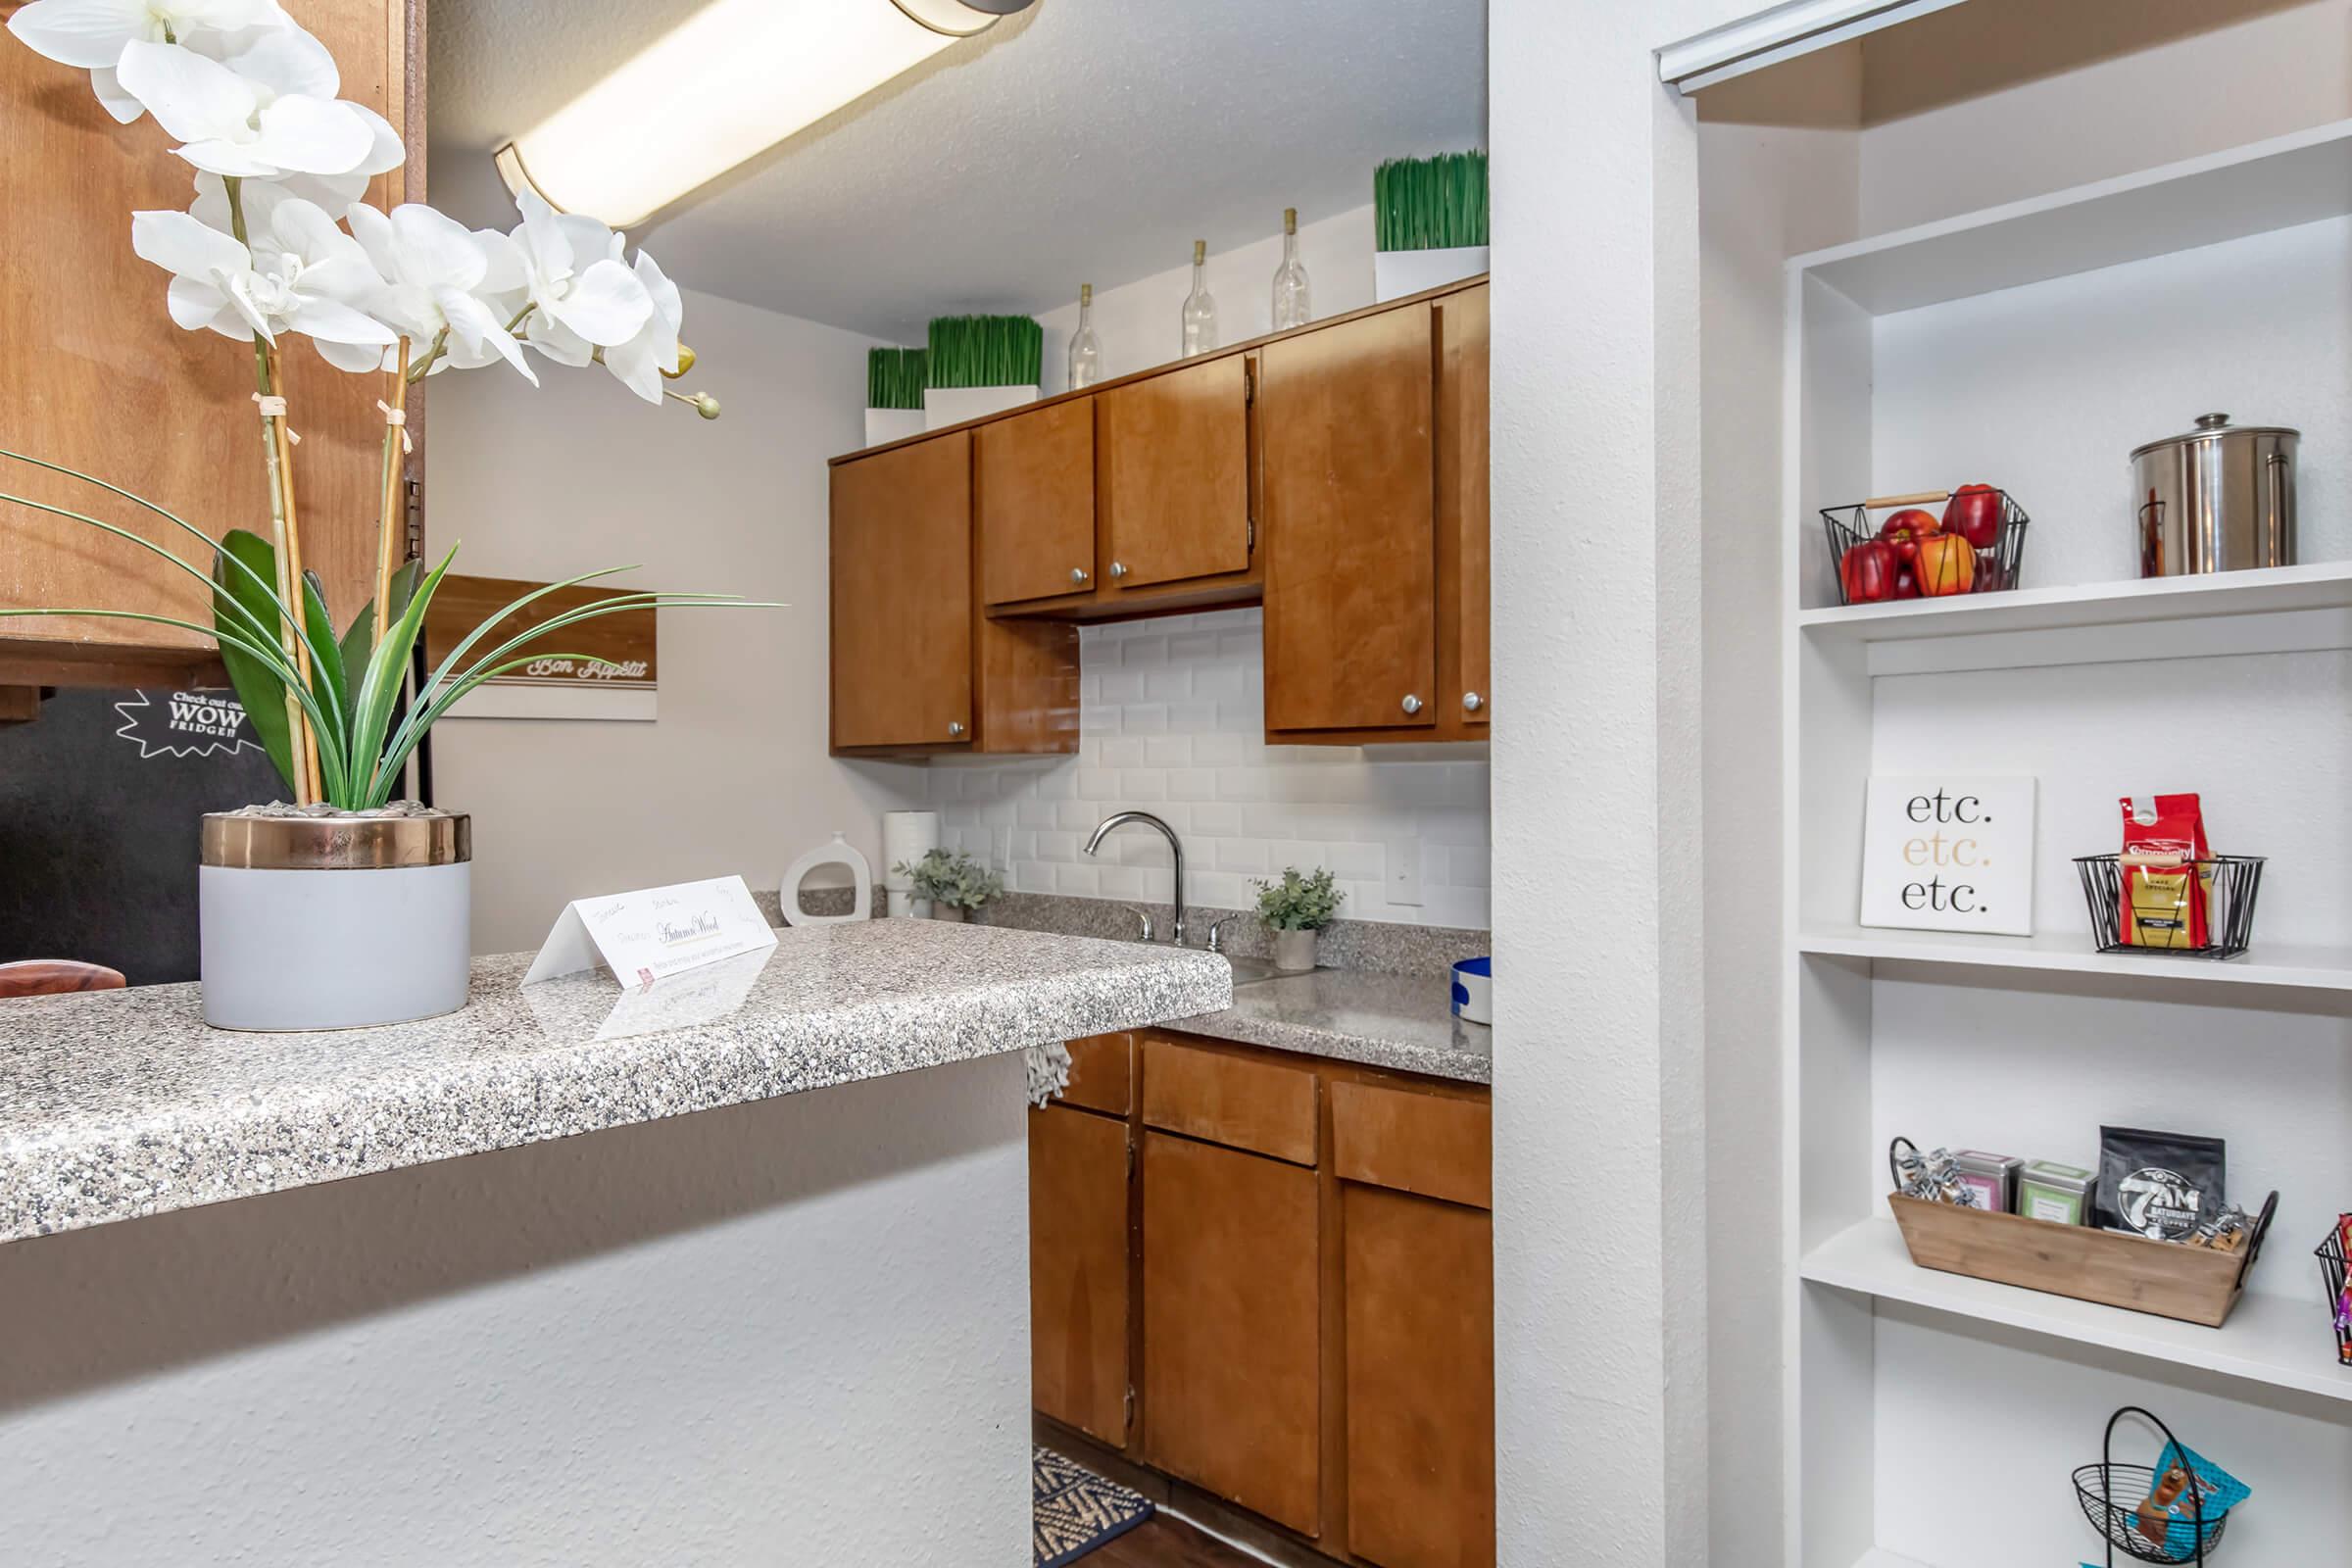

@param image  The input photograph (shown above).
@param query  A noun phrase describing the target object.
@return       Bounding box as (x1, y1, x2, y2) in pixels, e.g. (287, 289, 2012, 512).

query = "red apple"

(1942, 484, 2004, 551)
(1877, 508, 1941, 565)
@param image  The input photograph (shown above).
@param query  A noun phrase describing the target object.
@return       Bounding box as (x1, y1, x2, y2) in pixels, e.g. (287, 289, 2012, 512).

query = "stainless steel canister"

(2130, 413, 2297, 576)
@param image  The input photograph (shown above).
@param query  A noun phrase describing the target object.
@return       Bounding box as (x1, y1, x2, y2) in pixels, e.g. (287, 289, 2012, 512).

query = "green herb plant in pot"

(895, 848, 1003, 924)
(1255, 866, 1342, 972)
(5, 5, 758, 1031)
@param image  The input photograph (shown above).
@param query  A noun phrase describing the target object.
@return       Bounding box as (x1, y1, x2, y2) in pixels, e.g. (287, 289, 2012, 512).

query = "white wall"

(925, 607, 1491, 929)
(0, 1054, 1032, 1566)
(1033, 204, 1378, 393)
(424, 286, 925, 954)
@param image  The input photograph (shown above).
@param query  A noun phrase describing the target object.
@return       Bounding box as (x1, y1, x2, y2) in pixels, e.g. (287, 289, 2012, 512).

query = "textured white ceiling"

(428, 0, 1488, 341)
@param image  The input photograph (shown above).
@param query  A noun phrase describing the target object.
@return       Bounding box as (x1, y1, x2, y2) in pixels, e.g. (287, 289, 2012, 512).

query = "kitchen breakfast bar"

(0, 921, 1227, 1565)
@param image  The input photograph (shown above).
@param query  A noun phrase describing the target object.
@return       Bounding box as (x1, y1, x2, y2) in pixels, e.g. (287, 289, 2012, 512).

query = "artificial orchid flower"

(602, 252, 685, 404)
(343, 202, 536, 384)
(5, 0, 283, 123)
(509, 187, 653, 365)
(115, 34, 398, 179)
(130, 195, 394, 370)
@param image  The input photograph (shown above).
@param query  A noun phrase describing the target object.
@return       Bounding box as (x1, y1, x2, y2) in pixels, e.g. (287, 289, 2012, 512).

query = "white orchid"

(509, 187, 653, 367)
(5, 0, 283, 123)
(131, 193, 394, 370)
(344, 202, 536, 384)
(603, 252, 685, 404)
(115, 33, 400, 179)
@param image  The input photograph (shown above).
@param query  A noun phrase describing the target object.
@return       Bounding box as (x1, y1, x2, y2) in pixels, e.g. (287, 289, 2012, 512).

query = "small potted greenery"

(1254, 866, 1342, 972)
(1373, 149, 1489, 302)
(894, 848, 1004, 924)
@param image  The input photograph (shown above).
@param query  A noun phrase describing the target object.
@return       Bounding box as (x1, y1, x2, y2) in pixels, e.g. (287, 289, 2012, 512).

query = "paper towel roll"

(882, 810, 940, 888)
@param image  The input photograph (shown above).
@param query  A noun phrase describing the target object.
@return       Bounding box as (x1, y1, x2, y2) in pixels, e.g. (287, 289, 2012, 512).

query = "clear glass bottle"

(1270, 207, 1311, 330)
(1067, 283, 1102, 389)
(1180, 239, 1217, 358)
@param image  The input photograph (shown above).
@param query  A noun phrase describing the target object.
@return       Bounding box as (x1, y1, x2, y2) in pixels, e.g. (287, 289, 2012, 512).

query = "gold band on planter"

(200, 812, 471, 871)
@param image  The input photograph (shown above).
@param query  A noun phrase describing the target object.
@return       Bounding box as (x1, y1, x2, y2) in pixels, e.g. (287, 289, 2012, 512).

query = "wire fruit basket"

(2321, 1220, 2351, 1367)
(2073, 1407, 2227, 1565)
(2076, 855, 2266, 959)
(1821, 488, 2030, 606)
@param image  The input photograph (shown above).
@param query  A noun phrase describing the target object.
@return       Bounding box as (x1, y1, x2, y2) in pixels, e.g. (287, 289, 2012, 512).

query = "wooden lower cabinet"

(1031, 1029, 1494, 1568)
(1141, 1128, 1323, 1535)
(1342, 1184, 1495, 1568)
(1029, 1102, 1133, 1446)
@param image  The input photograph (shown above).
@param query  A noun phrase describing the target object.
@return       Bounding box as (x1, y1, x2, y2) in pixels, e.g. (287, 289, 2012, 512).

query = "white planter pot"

(923, 384, 1039, 430)
(1273, 928, 1319, 973)
(1374, 245, 1491, 303)
(863, 408, 926, 449)
(198, 812, 472, 1031)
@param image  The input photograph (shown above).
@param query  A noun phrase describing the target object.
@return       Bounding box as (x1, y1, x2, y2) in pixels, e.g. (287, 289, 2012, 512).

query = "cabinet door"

(1344, 1184, 1495, 1568)
(1262, 303, 1437, 733)
(978, 399, 1096, 606)
(1030, 1104, 1133, 1447)
(2, 0, 420, 684)
(1098, 355, 1250, 591)
(1439, 286, 1491, 731)
(829, 432, 972, 750)
(1141, 1130, 1320, 1536)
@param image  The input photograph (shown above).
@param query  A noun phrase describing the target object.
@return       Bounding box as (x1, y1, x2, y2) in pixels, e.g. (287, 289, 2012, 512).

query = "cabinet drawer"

(1330, 1080, 1491, 1210)
(1061, 1032, 1135, 1117)
(1141, 1036, 1318, 1166)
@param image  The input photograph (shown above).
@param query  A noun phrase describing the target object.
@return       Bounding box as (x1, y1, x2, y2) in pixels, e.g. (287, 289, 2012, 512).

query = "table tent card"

(1859, 775, 2036, 936)
(522, 875, 778, 989)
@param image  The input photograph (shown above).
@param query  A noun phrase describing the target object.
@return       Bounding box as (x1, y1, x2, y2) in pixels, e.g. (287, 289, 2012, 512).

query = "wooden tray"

(1887, 1192, 2271, 1328)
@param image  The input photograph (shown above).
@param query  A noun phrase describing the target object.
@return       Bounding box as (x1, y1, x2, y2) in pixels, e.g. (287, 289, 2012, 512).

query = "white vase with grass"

(922, 315, 1041, 430)
(864, 346, 928, 449)
(1372, 151, 1490, 303)
(1255, 866, 1342, 973)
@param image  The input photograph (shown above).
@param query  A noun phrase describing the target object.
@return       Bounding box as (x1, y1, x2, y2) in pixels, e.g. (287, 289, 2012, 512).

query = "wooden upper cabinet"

(1030, 1103, 1133, 1448)
(1261, 302, 1438, 735)
(1141, 1130, 1322, 1538)
(830, 432, 973, 751)
(0, 0, 422, 687)
(1098, 354, 1251, 592)
(1440, 285, 1491, 733)
(978, 398, 1096, 607)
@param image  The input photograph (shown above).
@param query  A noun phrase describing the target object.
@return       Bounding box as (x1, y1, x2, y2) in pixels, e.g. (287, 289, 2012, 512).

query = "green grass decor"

(866, 347, 928, 410)
(1375, 150, 1489, 253)
(925, 315, 1043, 389)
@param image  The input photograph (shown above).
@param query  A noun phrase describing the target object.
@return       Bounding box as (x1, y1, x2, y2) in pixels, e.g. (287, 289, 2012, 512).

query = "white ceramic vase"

(1373, 245, 1491, 303)
(922, 384, 1039, 430)
(198, 812, 472, 1031)
(1273, 928, 1319, 972)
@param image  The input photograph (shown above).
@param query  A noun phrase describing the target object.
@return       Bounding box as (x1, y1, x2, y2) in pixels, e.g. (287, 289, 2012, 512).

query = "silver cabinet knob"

(1401, 694, 1423, 715)
(1463, 691, 1484, 712)
(948, 720, 967, 739)
(1070, 566, 1091, 585)
(1108, 562, 1129, 579)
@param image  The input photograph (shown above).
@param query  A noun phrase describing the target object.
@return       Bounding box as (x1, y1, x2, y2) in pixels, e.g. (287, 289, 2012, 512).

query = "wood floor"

(1087, 1513, 1265, 1568)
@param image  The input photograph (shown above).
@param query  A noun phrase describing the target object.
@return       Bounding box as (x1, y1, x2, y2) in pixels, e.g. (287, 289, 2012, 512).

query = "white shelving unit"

(1780, 117, 2352, 1568)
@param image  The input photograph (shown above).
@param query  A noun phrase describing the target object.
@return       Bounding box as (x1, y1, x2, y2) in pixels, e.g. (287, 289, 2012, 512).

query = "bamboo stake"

(374, 339, 412, 643)
(265, 342, 323, 804)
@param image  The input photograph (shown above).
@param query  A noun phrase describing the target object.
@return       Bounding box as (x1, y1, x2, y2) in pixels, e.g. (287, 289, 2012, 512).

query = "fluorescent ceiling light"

(499, 0, 1034, 227)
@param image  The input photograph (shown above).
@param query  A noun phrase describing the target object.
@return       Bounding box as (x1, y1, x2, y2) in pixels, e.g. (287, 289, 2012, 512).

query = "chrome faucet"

(1084, 809, 1186, 947)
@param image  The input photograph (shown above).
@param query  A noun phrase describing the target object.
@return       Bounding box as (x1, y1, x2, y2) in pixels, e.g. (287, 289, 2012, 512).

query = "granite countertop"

(1172, 966, 1493, 1085)
(0, 921, 1229, 1245)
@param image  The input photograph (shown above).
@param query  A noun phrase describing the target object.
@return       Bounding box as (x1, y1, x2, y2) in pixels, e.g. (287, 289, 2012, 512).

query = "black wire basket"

(2073, 1407, 2226, 1564)
(1821, 490, 2030, 606)
(2075, 856, 2266, 959)
(2322, 1220, 2351, 1368)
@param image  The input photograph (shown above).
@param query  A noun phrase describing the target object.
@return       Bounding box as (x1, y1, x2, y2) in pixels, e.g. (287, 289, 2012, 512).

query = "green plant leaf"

(347, 547, 457, 804)
(299, 568, 348, 752)
(212, 530, 296, 794)
(336, 559, 422, 727)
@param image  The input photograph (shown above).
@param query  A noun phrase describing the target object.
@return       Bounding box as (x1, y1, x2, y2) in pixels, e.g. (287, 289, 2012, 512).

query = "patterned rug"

(1034, 1446, 1153, 1566)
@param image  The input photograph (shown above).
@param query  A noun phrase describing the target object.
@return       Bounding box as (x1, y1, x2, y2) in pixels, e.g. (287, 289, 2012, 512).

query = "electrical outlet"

(1387, 837, 1424, 906)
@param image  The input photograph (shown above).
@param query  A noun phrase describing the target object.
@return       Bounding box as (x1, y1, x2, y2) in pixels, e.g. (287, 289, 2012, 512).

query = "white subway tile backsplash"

(924, 607, 1490, 928)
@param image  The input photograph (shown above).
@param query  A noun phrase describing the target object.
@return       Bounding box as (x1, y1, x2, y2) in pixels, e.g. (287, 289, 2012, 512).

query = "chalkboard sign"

(0, 688, 284, 984)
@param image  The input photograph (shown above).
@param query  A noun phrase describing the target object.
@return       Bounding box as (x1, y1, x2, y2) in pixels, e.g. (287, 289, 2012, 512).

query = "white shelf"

(1791, 117, 2352, 315)
(1802, 1220, 2352, 1405)
(1851, 1551, 1936, 1568)
(1798, 560, 2352, 669)
(1795, 925, 2352, 993)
